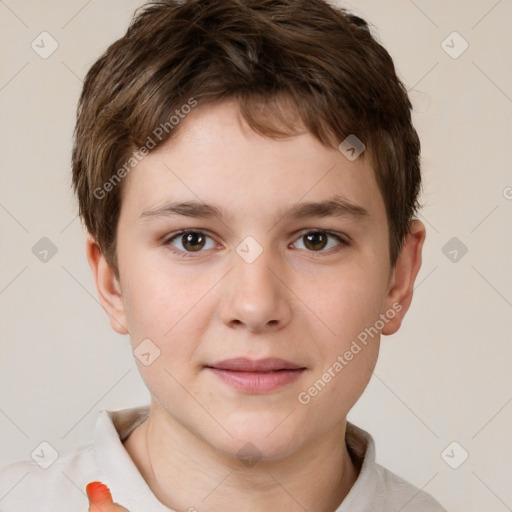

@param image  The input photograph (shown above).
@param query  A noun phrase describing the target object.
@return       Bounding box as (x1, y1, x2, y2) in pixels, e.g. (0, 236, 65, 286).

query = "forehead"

(120, 99, 385, 224)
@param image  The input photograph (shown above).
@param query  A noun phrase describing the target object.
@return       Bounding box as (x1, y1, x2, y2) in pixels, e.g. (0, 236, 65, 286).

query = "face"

(90, 99, 423, 461)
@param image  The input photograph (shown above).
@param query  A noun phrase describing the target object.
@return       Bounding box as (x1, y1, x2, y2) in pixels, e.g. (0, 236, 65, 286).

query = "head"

(74, 0, 425, 460)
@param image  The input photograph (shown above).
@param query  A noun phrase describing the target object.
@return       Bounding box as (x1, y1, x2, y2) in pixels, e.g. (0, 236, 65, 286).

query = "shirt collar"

(93, 406, 376, 512)
(93, 405, 171, 511)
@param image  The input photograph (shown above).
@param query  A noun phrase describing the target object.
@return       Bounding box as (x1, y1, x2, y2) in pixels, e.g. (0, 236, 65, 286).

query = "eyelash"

(163, 229, 350, 259)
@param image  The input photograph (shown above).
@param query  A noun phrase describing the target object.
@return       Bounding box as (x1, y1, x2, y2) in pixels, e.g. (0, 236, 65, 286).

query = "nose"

(218, 243, 292, 333)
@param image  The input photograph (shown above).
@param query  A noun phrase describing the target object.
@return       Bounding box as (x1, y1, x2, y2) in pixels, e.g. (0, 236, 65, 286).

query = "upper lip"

(206, 358, 305, 372)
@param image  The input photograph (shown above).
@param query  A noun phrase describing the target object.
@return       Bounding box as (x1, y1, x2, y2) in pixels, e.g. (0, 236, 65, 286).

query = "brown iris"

(303, 232, 328, 251)
(181, 232, 206, 252)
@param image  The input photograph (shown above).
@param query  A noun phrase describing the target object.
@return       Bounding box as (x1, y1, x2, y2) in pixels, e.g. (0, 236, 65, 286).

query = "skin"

(86, 99, 425, 512)
(86, 481, 127, 511)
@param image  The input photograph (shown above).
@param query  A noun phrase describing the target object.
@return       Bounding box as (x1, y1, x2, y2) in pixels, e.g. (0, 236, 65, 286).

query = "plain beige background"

(1, 1, 511, 510)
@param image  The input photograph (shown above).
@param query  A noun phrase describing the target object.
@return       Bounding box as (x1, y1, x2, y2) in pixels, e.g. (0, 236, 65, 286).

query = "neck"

(123, 403, 359, 512)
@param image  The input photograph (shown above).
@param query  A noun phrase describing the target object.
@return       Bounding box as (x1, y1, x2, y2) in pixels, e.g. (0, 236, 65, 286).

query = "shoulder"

(370, 462, 447, 512)
(340, 422, 447, 512)
(0, 442, 102, 512)
(0, 407, 149, 512)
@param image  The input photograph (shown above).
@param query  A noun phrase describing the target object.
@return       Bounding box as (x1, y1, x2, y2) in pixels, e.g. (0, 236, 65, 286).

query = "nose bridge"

(220, 235, 290, 331)
(235, 238, 277, 291)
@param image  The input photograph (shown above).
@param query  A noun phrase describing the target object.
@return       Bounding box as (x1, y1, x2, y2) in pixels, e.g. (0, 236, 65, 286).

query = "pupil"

(305, 232, 327, 251)
(183, 232, 204, 251)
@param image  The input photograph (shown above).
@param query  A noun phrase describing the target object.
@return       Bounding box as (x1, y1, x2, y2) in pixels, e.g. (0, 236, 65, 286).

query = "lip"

(205, 358, 306, 393)
(208, 357, 304, 372)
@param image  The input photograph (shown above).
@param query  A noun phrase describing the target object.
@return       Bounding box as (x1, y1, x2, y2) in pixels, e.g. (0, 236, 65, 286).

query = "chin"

(203, 411, 309, 463)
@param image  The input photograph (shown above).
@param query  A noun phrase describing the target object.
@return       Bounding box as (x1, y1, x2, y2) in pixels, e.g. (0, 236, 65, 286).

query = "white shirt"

(0, 406, 447, 511)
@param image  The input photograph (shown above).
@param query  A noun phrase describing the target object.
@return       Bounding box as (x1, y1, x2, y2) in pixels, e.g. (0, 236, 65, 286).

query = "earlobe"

(381, 220, 426, 336)
(85, 235, 129, 335)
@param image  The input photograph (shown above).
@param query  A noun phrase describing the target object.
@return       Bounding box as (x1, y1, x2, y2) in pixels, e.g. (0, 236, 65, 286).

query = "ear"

(85, 234, 129, 335)
(381, 219, 426, 336)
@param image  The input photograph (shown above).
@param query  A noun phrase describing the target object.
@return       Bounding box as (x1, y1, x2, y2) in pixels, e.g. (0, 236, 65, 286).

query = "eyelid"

(294, 228, 350, 244)
(290, 229, 350, 254)
(163, 229, 218, 256)
(164, 228, 350, 259)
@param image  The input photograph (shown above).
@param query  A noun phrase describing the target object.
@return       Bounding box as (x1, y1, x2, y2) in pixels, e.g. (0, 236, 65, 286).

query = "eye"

(163, 229, 348, 258)
(292, 230, 348, 253)
(165, 230, 217, 254)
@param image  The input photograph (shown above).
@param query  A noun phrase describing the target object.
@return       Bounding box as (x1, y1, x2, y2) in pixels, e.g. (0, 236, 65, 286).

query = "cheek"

(124, 269, 207, 394)
(121, 255, 206, 337)
(306, 263, 388, 346)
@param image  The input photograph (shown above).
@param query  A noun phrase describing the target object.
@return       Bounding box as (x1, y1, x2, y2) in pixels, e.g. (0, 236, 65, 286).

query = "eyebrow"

(139, 194, 369, 222)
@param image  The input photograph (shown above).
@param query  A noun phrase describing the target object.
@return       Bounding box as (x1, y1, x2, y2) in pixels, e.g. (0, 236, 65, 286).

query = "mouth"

(205, 358, 306, 393)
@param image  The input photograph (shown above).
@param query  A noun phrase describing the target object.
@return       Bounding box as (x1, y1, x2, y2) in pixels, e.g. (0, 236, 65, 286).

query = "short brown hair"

(72, 0, 421, 277)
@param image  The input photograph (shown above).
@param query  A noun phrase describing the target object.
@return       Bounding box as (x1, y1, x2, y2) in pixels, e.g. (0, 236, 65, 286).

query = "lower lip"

(207, 368, 305, 393)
